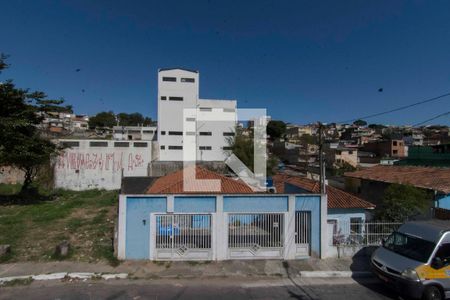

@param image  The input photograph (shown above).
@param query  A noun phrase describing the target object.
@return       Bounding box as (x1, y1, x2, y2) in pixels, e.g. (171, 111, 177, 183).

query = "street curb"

(299, 271, 373, 278)
(0, 270, 374, 284)
(0, 272, 128, 284)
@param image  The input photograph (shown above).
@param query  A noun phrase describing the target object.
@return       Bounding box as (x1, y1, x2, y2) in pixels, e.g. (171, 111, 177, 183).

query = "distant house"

(361, 139, 406, 158)
(273, 174, 375, 252)
(324, 143, 358, 168)
(345, 165, 450, 211)
(113, 126, 157, 141)
(273, 174, 375, 223)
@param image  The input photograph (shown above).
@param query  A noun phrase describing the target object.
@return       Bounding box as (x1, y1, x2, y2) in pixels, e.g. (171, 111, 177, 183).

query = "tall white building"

(157, 68, 237, 161)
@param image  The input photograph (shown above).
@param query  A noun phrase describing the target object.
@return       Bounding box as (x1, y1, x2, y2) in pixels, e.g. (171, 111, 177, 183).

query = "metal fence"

(295, 211, 311, 245)
(156, 214, 212, 250)
(330, 221, 402, 246)
(228, 213, 284, 248)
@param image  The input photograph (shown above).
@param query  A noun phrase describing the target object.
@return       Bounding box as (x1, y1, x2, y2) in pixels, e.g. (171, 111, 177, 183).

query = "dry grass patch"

(0, 188, 119, 265)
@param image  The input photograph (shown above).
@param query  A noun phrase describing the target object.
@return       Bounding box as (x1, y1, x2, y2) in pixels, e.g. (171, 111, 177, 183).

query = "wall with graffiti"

(54, 140, 152, 190)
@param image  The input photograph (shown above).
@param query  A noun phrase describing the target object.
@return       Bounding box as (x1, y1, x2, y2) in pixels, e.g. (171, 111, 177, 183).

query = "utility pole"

(318, 122, 326, 194)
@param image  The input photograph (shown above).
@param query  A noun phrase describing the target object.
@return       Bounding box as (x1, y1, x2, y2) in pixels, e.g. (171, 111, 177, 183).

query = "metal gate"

(228, 213, 284, 258)
(295, 211, 311, 257)
(155, 214, 212, 260)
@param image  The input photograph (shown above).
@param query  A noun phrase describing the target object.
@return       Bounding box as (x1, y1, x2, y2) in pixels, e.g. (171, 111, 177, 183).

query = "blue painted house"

(117, 167, 329, 261)
(273, 174, 376, 249)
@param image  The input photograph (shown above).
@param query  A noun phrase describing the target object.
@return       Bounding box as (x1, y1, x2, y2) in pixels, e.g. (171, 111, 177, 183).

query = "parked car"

(371, 220, 450, 300)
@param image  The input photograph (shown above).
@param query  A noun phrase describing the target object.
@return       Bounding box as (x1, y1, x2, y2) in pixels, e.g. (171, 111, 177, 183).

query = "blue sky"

(1, 0, 450, 125)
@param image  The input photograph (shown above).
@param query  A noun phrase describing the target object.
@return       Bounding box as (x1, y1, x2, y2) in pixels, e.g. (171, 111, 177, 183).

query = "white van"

(371, 221, 450, 300)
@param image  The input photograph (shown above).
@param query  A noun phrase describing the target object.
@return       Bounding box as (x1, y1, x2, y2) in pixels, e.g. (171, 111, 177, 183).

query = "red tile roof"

(273, 174, 375, 209)
(146, 166, 254, 194)
(345, 165, 450, 194)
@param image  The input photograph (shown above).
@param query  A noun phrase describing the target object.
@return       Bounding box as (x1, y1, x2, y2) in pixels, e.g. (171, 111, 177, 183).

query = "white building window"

(169, 96, 183, 101)
(199, 146, 212, 150)
(199, 132, 212, 136)
(168, 146, 183, 150)
(181, 78, 195, 83)
(162, 77, 176, 82)
(199, 107, 212, 112)
(168, 131, 183, 136)
(223, 132, 235, 136)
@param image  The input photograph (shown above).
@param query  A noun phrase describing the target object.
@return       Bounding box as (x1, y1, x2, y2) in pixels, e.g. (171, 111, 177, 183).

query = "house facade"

(273, 174, 375, 256)
(117, 167, 375, 261)
(117, 167, 328, 260)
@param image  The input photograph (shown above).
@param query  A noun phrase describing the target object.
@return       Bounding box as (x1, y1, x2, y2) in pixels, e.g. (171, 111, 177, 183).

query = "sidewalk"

(0, 256, 372, 280)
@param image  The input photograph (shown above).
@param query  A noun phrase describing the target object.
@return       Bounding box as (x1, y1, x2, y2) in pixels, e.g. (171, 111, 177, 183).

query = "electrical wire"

(412, 111, 450, 127)
(337, 92, 450, 124)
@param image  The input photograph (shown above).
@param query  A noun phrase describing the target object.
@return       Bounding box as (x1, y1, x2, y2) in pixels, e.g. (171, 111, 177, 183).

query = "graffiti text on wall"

(56, 152, 145, 172)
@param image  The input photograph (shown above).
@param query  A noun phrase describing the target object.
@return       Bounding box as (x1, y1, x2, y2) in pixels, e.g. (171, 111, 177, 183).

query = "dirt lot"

(0, 185, 118, 265)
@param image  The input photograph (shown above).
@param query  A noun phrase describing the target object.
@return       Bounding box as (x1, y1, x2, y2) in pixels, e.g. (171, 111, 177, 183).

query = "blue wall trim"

(125, 197, 167, 259)
(295, 195, 321, 256)
(224, 196, 288, 212)
(174, 196, 216, 212)
(436, 194, 450, 210)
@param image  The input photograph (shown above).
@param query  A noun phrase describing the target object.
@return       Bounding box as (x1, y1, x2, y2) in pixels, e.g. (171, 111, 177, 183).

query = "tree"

(0, 55, 63, 192)
(35, 98, 72, 113)
(376, 184, 429, 222)
(353, 119, 367, 127)
(88, 111, 116, 129)
(267, 120, 286, 140)
(226, 127, 278, 176)
(299, 134, 317, 145)
(117, 112, 154, 126)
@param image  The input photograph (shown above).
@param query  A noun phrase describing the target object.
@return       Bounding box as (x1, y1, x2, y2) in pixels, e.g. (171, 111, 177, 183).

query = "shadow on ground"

(0, 187, 53, 205)
(350, 247, 401, 300)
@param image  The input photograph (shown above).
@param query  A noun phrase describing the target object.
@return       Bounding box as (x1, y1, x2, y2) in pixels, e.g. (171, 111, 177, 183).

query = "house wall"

(436, 194, 450, 210)
(223, 196, 288, 212)
(326, 208, 368, 257)
(345, 178, 388, 208)
(124, 197, 167, 259)
(327, 208, 367, 224)
(54, 139, 151, 190)
(117, 194, 325, 260)
(296, 196, 321, 257)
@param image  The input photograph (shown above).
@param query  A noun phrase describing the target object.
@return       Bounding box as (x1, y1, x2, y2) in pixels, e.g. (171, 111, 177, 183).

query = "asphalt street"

(0, 277, 402, 300)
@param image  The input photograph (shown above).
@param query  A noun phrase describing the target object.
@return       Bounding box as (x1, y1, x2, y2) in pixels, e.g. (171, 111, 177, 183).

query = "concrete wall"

(0, 166, 24, 184)
(54, 139, 151, 190)
(436, 194, 450, 210)
(117, 194, 325, 261)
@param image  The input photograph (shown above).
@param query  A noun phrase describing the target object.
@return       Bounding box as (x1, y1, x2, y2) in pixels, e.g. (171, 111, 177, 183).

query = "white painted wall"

(54, 139, 151, 190)
(157, 68, 237, 161)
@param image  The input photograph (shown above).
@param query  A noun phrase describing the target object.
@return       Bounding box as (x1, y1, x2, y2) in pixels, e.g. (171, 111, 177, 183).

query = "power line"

(412, 111, 450, 127)
(337, 92, 450, 124)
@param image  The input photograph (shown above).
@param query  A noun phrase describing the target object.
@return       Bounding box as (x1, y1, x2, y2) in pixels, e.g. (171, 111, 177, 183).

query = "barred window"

(89, 141, 108, 147)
